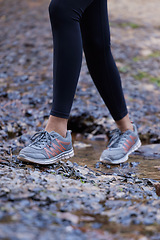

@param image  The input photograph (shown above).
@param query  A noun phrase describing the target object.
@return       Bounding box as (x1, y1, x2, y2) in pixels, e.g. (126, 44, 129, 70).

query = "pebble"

(0, 0, 160, 239)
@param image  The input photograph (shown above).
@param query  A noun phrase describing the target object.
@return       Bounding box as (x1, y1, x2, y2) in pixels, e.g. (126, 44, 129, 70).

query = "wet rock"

(130, 162, 140, 167)
(74, 171, 87, 180)
(143, 179, 154, 187)
(25, 109, 33, 117)
(115, 192, 126, 199)
(66, 160, 73, 169)
(47, 194, 58, 203)
(154, 183, 160, 196)
(19, 135, 30, 144)
(63, 173, 71, 178)
(0, 159, 9, 165)
(7, 91, 20, 100)
(73, 141, 92, 149)
(73, 162, 79, 167)
(95, 172, 101, 176)
(135, 178, 143, 184)
(105, 164, 111, 169)
(95, 162, 100, 169)
(92, 222, 102, 229)
(143, 217, 155, 225)
(0, 90, 8, 98)
(20, 75, 29, 82)
(1, 0, 160, 238)
(0, 188, 10, 197)
(87, 134, 107, 141)
(8, 192, 35, 201)
(56, 212, 79, 224)
(134, 144, 160, 158)
(120, 162, 130, 168)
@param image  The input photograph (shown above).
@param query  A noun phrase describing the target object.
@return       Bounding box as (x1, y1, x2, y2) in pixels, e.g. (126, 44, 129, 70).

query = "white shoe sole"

(100, 139, 142, 165)
(17, 148, 74, 165)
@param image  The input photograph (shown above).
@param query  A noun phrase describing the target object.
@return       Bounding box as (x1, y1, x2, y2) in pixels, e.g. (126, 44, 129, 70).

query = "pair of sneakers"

(17, 122, 141, 165)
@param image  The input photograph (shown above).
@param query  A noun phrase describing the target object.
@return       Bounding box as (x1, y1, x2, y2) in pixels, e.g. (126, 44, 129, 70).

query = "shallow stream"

(72, 135, 160, 181)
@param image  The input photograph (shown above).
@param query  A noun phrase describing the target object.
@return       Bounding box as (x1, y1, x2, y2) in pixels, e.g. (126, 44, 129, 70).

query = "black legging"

(48, 0, 128, 121)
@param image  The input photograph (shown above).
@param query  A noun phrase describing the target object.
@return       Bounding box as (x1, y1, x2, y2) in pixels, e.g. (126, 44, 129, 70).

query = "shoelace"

(107, 128, 121, 147)
(30, 130, 54, 147)
(111, 130, 131, 148)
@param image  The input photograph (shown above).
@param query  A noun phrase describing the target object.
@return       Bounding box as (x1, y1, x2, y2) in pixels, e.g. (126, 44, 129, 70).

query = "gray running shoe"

(17, 130, 74, 165)
(100, 123, 141, 164)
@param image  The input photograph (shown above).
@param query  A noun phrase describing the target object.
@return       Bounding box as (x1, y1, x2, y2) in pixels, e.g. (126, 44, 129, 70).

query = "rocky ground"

(1, 159, 160, 240)
(0, 0, 160, 239)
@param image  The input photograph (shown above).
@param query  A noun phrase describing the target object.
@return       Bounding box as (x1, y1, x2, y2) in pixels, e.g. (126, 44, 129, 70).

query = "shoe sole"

(17, 148, 74, 165)
(100, 139, 141, 165)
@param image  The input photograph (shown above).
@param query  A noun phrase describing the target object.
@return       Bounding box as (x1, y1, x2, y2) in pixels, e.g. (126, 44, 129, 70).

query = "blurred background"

(1, 1, 160, 239)
(0, 0, 160, 144)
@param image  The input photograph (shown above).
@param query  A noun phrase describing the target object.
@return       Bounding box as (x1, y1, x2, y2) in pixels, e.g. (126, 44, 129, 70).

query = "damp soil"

(72, 135, 160, 181)
(0, 0, 160, 239)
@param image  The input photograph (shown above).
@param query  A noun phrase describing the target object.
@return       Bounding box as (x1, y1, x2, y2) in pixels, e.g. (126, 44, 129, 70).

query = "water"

(72, 134, 160, 181)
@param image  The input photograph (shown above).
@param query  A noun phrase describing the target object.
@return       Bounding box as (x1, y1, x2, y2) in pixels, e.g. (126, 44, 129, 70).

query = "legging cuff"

(50, 109, 69, 119)
(113, 109, 128, 121)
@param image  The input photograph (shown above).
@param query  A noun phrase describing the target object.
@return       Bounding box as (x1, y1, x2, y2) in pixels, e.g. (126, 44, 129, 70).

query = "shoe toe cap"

(100, 149, 125, 162)
(18, 147, 46, 159)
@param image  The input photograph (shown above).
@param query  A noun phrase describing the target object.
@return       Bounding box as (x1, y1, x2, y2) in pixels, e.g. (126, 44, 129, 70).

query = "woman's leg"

(79, 0, 133, 131)
(46, 0, 94, 136)
(79, 0, 141, 164)
(18, 0, 97, 164)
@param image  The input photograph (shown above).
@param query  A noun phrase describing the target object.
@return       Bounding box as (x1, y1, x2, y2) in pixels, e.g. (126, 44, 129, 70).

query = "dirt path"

(0, 1, 160, 239)
(109, 0, 160, 27)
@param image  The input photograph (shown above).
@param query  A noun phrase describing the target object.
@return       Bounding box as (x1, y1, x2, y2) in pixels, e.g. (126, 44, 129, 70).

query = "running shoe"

(100, 123, 141, 164)
(17, 130, 74, 165)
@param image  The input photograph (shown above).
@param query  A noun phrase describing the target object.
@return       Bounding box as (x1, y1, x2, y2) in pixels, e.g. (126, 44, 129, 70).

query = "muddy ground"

(0, 0, 160, 239)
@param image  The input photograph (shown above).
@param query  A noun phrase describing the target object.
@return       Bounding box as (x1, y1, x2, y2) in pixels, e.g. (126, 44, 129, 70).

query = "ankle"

(119, 124, 134, 133)
(45, 115, 68, 138)
(115, 114, 134, 133)
(45, 127, 67, 138)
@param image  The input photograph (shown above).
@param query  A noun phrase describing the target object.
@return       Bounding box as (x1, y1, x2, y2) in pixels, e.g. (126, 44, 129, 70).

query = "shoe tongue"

(112, 130, 131, 148)
(49, 130, 61, 138)
(122, 129, 133, 135)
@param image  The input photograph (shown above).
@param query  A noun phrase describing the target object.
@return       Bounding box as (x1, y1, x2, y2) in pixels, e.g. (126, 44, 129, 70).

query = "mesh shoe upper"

(18, 130, 72, 160)
(100, 123, 140, 162)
